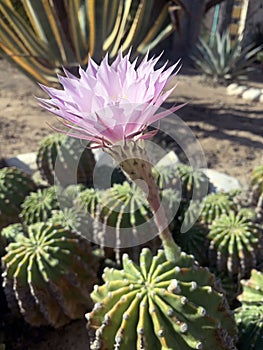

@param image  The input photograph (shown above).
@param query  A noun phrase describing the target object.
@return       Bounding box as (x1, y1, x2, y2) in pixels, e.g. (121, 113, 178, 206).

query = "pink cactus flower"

(39, 50, 182, 148)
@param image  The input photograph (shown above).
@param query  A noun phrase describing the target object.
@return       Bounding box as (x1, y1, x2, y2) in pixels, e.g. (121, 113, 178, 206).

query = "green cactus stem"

(87, 248, 237, 350)
(20, 186, 61, 225)
(208, 212, 260, 277)
(36, 133, 95, 186)
(0, 167, 36, 228)
(2, 222, 98, 328)
(200, 192, 237, 225)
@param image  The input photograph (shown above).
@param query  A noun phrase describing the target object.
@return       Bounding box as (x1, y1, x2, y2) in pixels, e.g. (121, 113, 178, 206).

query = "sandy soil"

(0, 59, 263, 349)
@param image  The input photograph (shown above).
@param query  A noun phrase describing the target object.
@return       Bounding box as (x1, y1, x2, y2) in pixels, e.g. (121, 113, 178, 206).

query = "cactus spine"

(87, 248, 237, 350)
(2, 222, 98, 328)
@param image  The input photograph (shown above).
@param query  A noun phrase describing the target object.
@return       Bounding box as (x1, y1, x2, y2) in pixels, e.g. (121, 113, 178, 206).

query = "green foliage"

(1, 222, 98, 327)
(87, 248, 237, 350)
(200, 192, 237, 225)
(36, 133, 95, 186)
(192, 30, 262, 83)
(0, 167, 36, 228)
(0, 0, 186, 85)
(20, 186, 60, 225)
(208, 212, 260, 277)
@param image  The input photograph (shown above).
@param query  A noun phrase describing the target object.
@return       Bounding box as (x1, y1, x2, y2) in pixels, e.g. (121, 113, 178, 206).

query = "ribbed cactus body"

(87, 248, 237, 350)
(2, 222, 98, 328)
(200, 192, 237, 224)
(208, 212, 260, 276)
(20, 186, 61, 225)
(251, 165, 263, 196)
(235, 270, 263, 349)
(36, 133, 95, 186)
(175, 223, 209, 265)
(0, 167, 36, 228)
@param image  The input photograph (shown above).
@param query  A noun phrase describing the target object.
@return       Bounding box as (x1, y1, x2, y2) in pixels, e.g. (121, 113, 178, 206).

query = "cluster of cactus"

(235, 269, 263, 349)
(87, 248, 237, 350)
(36, 133, 95, 186)
(0, 167, 36, 228)
(1, 222, 98, 328)
(208, 212, 260, 277)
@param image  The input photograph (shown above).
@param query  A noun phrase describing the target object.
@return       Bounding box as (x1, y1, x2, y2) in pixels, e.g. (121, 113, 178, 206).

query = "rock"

(230, 85, 248, 96)
(259, 92, 263, 103)
(6, 152, 37, 175)
(227, 83, 238, 95)
(155, 151, 180, 168)
(201, 169, 242, 193)
(242, 88, 261, 102)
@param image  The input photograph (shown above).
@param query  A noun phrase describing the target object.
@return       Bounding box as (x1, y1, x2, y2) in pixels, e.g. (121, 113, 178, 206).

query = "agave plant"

(1, 222, 98, 327)
(0, 0, 186, 85)
(87, 248, 237, 350)
(192, 30, 262, 83)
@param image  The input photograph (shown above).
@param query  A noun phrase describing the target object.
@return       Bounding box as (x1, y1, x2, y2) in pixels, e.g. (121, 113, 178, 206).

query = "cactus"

(20, 186, 61, 225)
(208, 212, 260, 277)
(48, 207, 89, 237)
(1, 222, 98, 328)
(234, 269, 263, 349)
(200, 192, 237, 225)
(87, 248, 237, 350)
(174, 223, 209, 265)
(1, 223, 25, 244)
(36, 133, 95, 186)
(0, 167, 36, 228)
(235, 304, 263, 350)
(251, 165, 263, 196)
(175, 164, 209, 200)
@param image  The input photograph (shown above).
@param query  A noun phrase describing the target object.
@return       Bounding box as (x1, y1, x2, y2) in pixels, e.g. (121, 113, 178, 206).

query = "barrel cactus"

(20, 186, 61, 225)
(36, 133, 95, 186)
(235, 270, 263, 349)
(1, 222, 98, 328)
(251, 165, 263, 198)
(87, 248, 237, 350)
(200, 192, 237, 225)
(174, 223, 209, 265)
(175, 164, 209, 200)
(0, 167, 36, 228)
(208, 212, 260, 277)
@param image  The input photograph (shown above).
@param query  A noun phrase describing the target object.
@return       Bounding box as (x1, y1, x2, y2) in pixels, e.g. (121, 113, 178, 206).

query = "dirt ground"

(0, 59, 263, 349)
(0, 59, 262, 187)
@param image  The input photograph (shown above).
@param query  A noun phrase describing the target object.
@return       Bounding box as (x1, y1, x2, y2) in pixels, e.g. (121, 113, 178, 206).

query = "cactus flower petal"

(39, 50, 182, 147)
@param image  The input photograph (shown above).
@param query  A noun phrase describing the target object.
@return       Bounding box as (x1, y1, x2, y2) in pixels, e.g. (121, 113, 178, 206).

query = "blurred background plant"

(0, 0, 186, 85)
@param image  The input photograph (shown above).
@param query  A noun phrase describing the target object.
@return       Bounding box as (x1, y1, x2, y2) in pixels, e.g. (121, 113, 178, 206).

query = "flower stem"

(105, 140, 181, 262)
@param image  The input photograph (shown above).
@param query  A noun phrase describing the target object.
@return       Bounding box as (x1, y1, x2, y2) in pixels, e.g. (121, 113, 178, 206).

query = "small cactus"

(2, 222, 98, 328)
(208, 212, 260, 277)
(251, 165, 263, 196)
(0, 167, 36, 228)
(238, 269, 263, 304)
(176, 164, 209, 200)
(1, 223, 25, 244)
(87, 248, 237, 350)
(200, 192, 237, 224)
(36, 133, 95, 186)
(174, 223, 209, 265)
(235, 304, 263, 350)
(20, 186, 61, 225)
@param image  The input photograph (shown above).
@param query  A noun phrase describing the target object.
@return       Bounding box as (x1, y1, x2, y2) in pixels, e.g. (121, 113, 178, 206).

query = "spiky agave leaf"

(192, 29, 262, 83)
(0, 0, 186, 85)
(36, 133, 95, 186)
(87, 248, 237, 350)
(1, 222, 98, 327)
(200, 192, 237, 225)
(20, 186, 61, 225)
(0, 167, 36, 228)
(208, 212, 260, 277)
